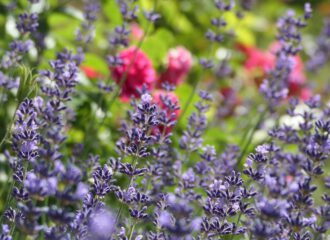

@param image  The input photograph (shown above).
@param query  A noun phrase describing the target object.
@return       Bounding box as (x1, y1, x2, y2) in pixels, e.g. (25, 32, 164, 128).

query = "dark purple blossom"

(16, 12, 39, 34)
(12, 99, 39, 162)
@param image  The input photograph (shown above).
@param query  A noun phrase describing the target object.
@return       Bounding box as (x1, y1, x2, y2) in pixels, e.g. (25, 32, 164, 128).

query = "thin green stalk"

(239, 116, 255, 146)
(0, 104, 19, 149)
(41, 197, 49, 225)
(229, 213, 242, 240)
(0, 181, 14, 225)
(9, 223, 15, 236)
(176, 43, 215, 126)
(237, 110, 267, 166)
(0, 169, 11, 201)
(177, 77, 199, 124)
(128, 222, 136, 240)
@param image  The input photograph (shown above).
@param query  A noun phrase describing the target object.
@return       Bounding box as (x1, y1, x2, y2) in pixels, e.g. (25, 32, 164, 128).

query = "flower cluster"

(2, 1, 330, 240)
(243, 95, 330, 238)
(111, 47, 157, 101)
(260, 4, 312, 109)
(158, 46, 193, 87)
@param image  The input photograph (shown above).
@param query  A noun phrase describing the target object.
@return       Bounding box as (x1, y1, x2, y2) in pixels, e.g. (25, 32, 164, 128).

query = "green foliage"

(16, 65, 38, 102)
(141, 28, 174, 67)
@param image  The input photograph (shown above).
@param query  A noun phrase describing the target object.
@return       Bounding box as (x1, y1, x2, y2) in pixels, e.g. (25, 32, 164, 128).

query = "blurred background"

(0, 0, 329, 168)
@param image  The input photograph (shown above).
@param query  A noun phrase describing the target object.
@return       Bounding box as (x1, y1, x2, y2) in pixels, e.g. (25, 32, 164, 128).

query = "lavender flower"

(1, 1, 330, 239)
(0, 71, 19, 90)
(307, 18, 330, 72)
(108, 24, 131, 48)
(87, 209, 115, 240)
(1, 40, 33, 69)
(243, 95, 330, 238)
(0, 225, 12, 240)
(16, 13, 39, 34)
(116, 93, 159, 157)
(144, 10, 161, 23)
(260, 4, 311, 110)
(179, 91, 211, 152)
(12, 99, 39, 162)
(75, 1, 100, 44)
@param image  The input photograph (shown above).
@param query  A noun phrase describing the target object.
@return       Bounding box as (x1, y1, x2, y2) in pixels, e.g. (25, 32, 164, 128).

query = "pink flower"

(239, 43, 309, 100)
(298, 88, 312, 101)
(158, 46, 192, 87)
(130, 23, 144, 41)
(244, 48, 274, 72)
(81, 66, 101, 79)
(111, 47, 157, 101)
(238, 44, 275, 85)
(153, 90, 180, 133)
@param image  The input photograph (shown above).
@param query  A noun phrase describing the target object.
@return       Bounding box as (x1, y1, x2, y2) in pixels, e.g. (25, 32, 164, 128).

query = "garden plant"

(0, 0, 330, 239)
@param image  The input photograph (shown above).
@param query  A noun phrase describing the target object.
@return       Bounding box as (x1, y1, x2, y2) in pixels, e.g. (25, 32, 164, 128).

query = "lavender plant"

(1, 1, 330, 240)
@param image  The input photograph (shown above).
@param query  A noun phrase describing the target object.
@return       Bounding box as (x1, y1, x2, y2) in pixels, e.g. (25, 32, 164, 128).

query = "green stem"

(0, 181, 14, 224)
(0, 103, 19, 149)
(237, 110, 267, 166)
(229, 213, 242, 240)
(176, 43, 215, 126)
(176, 77, 199, 124)
(128, 222, 136, 240)
(238, 116, 255, 146)
(41, 197, 49, 225)
(9, 223, 15, 236)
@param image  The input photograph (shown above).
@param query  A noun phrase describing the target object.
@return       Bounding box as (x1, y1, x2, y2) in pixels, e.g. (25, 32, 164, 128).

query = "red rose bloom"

(81, 66, 101, 79)
(158, 46, 192, 87)
(111, 47, 157, 101)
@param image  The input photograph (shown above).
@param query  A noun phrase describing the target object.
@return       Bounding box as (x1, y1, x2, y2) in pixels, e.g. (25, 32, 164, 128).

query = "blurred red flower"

(158, 46, 192, 87)
(81, 66, 101, 79)
(111, 47, 157, 101)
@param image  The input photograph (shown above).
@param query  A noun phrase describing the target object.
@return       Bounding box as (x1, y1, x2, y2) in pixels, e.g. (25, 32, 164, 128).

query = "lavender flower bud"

(16, 12, 39, 34)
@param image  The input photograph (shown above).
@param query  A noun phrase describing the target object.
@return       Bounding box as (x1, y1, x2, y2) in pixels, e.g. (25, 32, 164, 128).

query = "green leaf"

(175, 83, 200, 129)
(16, 65, 38, 102)
(141, 28, 174, 67)
(102, 0, 122, 26)
(83, 53, 109, 76)
(48, 13, 80, 44)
